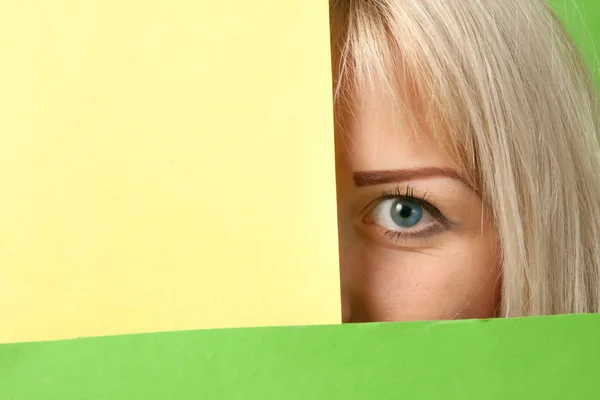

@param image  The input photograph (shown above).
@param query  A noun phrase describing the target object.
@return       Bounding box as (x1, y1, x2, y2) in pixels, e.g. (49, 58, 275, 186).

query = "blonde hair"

(330, 0, 600, 316)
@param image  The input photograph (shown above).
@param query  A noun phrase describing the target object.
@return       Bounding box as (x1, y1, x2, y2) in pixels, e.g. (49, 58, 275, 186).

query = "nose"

(341, 292, 352, 323)
(338, 220, 357, 323)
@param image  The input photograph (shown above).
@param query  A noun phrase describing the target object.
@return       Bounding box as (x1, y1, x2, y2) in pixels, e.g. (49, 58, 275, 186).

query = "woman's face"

(335, 84, 501, 322)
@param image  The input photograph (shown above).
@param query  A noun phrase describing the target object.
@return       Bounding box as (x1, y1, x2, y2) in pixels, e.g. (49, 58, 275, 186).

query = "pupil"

(399, 205, 413, 219)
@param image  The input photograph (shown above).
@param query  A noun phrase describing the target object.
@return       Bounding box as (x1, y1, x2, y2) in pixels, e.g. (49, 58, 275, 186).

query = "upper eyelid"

(362, 192, 437, 215)
(359, 185, 419, 210)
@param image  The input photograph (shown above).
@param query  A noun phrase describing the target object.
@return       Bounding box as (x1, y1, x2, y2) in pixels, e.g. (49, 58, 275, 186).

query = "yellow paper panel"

(0, 1, 341, 343)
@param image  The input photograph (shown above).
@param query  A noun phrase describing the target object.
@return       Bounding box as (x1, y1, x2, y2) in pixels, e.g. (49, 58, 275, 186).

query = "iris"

(390, 199, 423, 228)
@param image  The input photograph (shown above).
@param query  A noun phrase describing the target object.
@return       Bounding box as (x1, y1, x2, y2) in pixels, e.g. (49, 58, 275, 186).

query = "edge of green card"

(2, 314, 599, 399)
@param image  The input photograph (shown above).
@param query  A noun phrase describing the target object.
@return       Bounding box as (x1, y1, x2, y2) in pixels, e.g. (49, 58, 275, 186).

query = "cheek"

(350, 239, 500, 322)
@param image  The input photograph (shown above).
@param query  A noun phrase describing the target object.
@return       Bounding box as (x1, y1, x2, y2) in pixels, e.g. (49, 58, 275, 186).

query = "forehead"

(335, 84, 455, 173)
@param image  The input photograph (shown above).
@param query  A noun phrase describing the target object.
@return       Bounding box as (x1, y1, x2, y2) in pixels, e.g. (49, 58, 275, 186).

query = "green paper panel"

(1, 314, 599, 399)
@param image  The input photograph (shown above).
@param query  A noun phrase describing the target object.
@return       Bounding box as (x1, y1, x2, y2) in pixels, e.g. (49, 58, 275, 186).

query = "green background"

(551, 0, 600, 88)
(1, 1, 599, 399)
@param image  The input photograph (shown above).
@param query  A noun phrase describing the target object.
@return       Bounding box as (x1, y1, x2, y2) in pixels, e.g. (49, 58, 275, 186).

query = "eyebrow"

(352, 167, 467, 187)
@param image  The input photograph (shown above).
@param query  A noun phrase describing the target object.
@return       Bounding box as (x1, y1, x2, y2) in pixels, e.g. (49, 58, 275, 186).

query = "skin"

(335, 84, 501, 322)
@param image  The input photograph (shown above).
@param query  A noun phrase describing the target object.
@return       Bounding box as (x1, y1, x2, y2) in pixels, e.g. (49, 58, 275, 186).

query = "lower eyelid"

(359, 220, 449, 245)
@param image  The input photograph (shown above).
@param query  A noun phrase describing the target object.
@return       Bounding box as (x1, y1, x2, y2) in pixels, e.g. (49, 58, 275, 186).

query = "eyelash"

(362, 185, 452, 242)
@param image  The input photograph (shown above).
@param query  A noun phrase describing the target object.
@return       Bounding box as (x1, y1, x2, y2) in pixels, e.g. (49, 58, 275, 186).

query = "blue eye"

(390, 199, 423, 228)
(362, 188, 453, 242)
(369, 197, 434, 232)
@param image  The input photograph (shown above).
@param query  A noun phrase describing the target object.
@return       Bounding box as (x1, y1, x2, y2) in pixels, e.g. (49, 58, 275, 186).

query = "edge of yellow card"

(0, 1, 341, 343)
